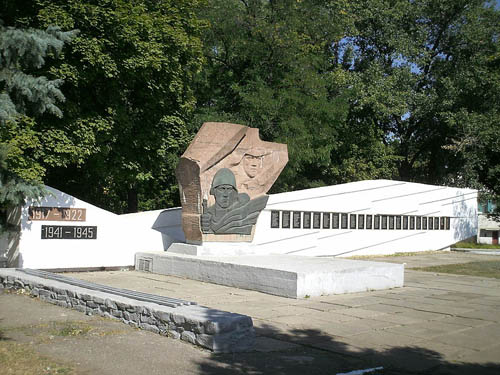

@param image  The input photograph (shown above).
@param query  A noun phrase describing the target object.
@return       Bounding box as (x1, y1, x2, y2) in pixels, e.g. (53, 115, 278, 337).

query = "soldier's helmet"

(210, 168, 237, 195)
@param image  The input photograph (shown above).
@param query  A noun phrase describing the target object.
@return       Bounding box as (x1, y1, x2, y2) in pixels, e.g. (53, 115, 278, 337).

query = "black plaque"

(282, 211, 291, 228)
(445, 217, 451, 230)
(422, 217, 428, 230)
(349, 214, 356, 229)
(322, 213, 331, 229)
(410, 216, 415, 230)
(403, 216, 408, 230)
(332, 213, 339, 229)
(341, 213, 348, 229)
(381, 215, 388, 229)
(396, 216, 402, 229)
(271, 211, 280, 228)
(428, 217, 433, 230)
(389, 216, 395, 230)
(416, 216, 421, 230)
(293, 212, 302, 229)
(374, 215, 380, 229)
(303, 212, 311, 229)
(41, 225, 97, 239)
(434, 217, 440, 230)
(313, 212, 321, 229)
(358, 214, 365, 229)
(366, 215, 372, 229)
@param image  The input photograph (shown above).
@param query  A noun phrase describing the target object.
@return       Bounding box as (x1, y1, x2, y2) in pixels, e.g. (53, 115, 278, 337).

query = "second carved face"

(243, 155, 261, 178)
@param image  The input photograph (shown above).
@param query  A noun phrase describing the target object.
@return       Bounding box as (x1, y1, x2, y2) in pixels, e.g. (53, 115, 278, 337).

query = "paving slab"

(3, 251, 500, 374)
(382, 321, 472, 339)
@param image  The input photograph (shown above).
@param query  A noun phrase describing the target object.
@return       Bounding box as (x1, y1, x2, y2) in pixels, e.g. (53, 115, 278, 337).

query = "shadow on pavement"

(197, 323, 500, 375)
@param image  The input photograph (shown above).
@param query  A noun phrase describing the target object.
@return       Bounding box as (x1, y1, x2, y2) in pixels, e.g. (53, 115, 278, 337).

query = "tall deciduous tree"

(4, 0, 205, 213)
(340, 0, 500, 187)
(193, 0, 399, 192)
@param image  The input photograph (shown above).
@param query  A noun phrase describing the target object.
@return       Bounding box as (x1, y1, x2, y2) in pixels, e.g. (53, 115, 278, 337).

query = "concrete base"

(167, 242, 258, 256)
(135, 252, 404, 298)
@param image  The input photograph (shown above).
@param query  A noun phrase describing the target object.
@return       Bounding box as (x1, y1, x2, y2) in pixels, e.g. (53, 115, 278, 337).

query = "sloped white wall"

(251, 180, 478, 257)
(16, 187, 169, 269)
(11, 179, 479, 269)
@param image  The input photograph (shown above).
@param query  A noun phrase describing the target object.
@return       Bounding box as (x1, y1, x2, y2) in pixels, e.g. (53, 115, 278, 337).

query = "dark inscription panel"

(366, 215, 372, 229)
(403, 216, 409, 230)
(389, 216, 395, 230)
(29, 207, 86, 222)
(396, 216, 402, 229)
(381, 215, 388, 229)
(313, 212, 321, 229)
(422, 217, 428, 230)
(303, 212, 311, 229)
(445, 217, 451, 230)
(41, 225, 97, 239)
(341, 213, 348, 229)
(271, 211, 280, 228)
(322, 213, 331, 229)
(358, 214, 365, 229)
(416, 216, 421, 230)
(410, 216, 415, 230)
(293, 212, 302, 229)
(374, 215, 380, 229)
(332, 213, 339, 229)
(349, 214, 356, 229)
(282, 211, 291, 228)
(434, 217, 440, 230)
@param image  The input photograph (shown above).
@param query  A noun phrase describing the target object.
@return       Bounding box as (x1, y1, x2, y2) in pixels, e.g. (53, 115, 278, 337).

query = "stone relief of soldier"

(231, 147, 277, 197)
(201, 168, 268, 235)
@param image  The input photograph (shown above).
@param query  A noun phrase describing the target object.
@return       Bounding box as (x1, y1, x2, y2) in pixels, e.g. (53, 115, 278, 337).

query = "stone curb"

(0, 269, 255, 352)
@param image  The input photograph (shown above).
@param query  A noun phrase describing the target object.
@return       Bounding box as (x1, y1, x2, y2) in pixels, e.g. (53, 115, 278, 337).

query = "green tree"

(3, 0, 205, 213)
(193, 0, 398, 192)
(0, 18, 77, 234)
(339, 0, 500, 188)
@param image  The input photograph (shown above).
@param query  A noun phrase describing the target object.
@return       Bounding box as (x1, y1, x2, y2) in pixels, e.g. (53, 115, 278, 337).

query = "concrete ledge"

(0, 269, 254, 352)
(135, 252, 404, 298)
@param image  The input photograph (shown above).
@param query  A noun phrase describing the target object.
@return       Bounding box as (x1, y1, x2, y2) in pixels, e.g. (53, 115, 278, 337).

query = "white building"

(477, 200, 499, 245)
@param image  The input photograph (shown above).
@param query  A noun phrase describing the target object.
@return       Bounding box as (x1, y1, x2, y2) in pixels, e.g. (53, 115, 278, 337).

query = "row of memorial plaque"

(271, 211, 451, 231)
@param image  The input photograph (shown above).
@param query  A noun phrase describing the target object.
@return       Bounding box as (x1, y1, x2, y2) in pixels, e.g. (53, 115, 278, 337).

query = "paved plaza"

(1, 251, 500, 374)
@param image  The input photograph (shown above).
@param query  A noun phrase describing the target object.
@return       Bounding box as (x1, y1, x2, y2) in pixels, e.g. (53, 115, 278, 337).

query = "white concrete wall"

(15, 187, 167, 269)
(9, 179, 479, 268)
(250, 180, 477, 257)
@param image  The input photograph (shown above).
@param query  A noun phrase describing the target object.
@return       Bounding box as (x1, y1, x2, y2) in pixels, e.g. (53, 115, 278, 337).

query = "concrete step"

(135, 252, 404, 298)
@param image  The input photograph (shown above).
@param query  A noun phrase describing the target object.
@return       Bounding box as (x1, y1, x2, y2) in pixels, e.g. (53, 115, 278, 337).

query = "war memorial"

(0, 122, 478, 351)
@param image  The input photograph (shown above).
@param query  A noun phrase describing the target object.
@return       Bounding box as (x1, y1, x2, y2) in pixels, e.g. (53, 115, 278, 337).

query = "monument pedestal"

(167, 242, 259, 256)
(135, 251, 404, 298)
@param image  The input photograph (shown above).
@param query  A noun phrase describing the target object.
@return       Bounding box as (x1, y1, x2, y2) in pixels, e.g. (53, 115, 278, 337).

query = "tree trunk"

(127, 188, 138, 213)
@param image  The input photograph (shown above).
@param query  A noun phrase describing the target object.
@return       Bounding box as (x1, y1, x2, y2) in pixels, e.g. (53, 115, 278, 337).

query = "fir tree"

(0, 19, 77, 234)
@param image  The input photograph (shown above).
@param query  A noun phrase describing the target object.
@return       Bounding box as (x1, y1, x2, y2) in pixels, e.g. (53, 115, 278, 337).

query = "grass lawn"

(452, 241, 500, 249)
(0, 337, 75, 375)
(413, 260, 500, 279)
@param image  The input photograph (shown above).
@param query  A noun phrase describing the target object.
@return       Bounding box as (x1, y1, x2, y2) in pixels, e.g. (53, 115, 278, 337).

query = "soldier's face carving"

(214, 184, 237, 209)
(243, 155, 261, 178)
